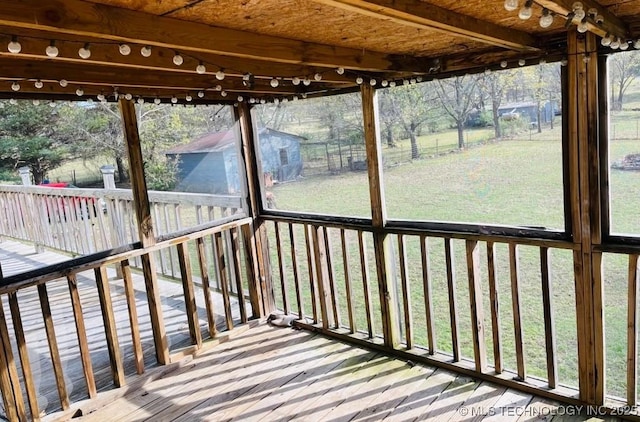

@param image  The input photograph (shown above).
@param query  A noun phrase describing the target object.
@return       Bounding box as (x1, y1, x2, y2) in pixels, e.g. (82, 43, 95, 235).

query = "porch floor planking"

(0, 239, 248, 416)
(63, 323, 618, 422)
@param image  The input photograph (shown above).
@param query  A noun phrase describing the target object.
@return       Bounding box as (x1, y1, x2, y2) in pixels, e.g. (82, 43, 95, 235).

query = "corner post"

(235, 103, 272, 317)
(361, 84, 399, 348)
(119, 98, 169, 365)
(567, 31, 604, 405)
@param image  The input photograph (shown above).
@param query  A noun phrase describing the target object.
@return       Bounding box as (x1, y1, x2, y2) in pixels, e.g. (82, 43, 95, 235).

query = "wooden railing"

(262, 216, 640, 413)
(0, 185, 245, 283)
(0, 217, 259, 421)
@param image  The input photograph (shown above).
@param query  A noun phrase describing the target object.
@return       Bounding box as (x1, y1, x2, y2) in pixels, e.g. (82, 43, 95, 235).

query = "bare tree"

(436, 75, 478, 149)
(609, 51, 640, 111)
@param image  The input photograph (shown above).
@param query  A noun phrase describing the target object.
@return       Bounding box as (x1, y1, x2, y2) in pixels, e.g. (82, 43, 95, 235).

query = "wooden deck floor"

(53, 323, 616, 422)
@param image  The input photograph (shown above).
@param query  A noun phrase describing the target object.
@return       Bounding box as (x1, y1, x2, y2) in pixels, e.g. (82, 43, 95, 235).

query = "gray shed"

(166, 127, 303, 195)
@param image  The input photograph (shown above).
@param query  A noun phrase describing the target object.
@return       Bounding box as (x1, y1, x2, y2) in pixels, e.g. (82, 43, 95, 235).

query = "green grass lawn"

(269, 125, 640, 399)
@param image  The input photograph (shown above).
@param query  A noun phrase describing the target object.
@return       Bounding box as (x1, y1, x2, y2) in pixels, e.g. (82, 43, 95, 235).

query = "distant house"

(165, 127, 303, 195)
(498, 101, 558, 125)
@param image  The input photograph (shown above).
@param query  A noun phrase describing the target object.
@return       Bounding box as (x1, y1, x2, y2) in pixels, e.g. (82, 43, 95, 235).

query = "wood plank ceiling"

(0, 0, 637, 104)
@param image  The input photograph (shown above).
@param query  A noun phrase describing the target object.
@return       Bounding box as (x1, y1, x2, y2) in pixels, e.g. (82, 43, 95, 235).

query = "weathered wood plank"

(358, 230, 374, 338)
(94, 266, 125, 387)
(540, 247, 558, 389)
(465, 239, 487, 373)
(444, 237, 460, 361)
(323, 226, 341, 329)
(214, 231, 234, 330)
(0, 296, 26, 421)
(628, 254, 639, 405)
(304, 224, 319, 324)
(420, 235, 436, 354)
(312, 225, 334, 329)
(398, 234, 413, 349)
(120, 260, 144, 375)
(194, 236, 217, 337)
(509, 243, 526, 381)
(340, 229, 355, 333)
(486, 241, 502, 373)
(176, 242, 202, 348)
(241, 223, 263, 319)
(229, 227, 248, 324)
(289, 224, 304, 320)
(273, 221, 290, 314)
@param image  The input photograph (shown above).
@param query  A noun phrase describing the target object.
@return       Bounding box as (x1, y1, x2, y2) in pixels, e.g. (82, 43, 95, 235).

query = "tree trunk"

(385, 124, 395, 147)
(492, 104, 501, 139)
(617, 82, 625, 111)
(115, 155, 127, 183)
(410, 132, 419, 159)
(537, 105, 542, 134)
(32, 168, 44, 185)
(457, 122, 465, 149)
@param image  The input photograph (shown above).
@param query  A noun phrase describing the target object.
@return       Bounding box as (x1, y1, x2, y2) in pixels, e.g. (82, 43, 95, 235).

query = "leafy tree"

(0, 101, 73, 184)
(609, 50, 640, 111)
(478, 70, 515, 139)
(436, 75, 479, 149)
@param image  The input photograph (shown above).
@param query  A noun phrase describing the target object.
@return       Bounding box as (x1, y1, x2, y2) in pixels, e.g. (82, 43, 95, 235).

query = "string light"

(504, 0, 518, 12)
(220, 90, 228, 97)
(140, 46, 152, 57)
(76, 87, 84, 96)
(237, 95, 244, 102)
(185, 94, 193, 102)
(635, 40, 640, 49)
(119, 43, 131, 55)
(97, 93, 105, 101)
(49, 100, 56, 108)
(500, 60, 508, 68)
(11, 82, 20, 91)
(33, 99, 40, 105)
(573, 2, 585, 21)
(369, 79, 377, 86)
(620, 40, 630, 50)
(539, 9, 554, 28)
(215, 69, 225, 80)
(292, 77, 301, 85)
(336, 67, 345, 75)
(518, 59, 526, 66)
(78, 43, 91, 59)
(314, 73, 322, 81)
(172, 52, 184, 66)
(137, 97, 144, 104)
(389, 81, 396, 87)
(601, 33, 612, 46)
(381, 80, 389, 87)
(215, 85, 222, 91)
(9, 99, 17, 105)
(34, 80, 43, 89)
(356, 76, 363, 84)
(7, 36, 21, 54)
(270, 78, 279, 88)
(518, 0, 533, 20)
(45, 41, 59, 57)
(610, 38, 620, 49)
(171, 95, 178, 104)
(124, 93, 133, 100)
(303, 77, 311, 86)
(198, 90, 205, 98)
(154, 97, 161, 105)
(59, 79, 68, 87)
(577, 18, 588, 33)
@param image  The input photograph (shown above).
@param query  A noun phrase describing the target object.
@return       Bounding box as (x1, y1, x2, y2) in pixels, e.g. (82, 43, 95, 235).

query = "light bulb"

(389, 81, 396, 87)
(221, 90, 227, 97)
(518, 58, 526, 66)
(370, 79, 377, 86)
(215, 85, 222, 91)
(78, 44, 91, 59)
(7, 36, 21, 54)
(336, 67, 345, 75)
(243, 73, 251, 81)
(504, 0, 519, 12)
(154, 97, 161, 105)
(573, 8, 585, 21)
(119, 44, 131, 55)
(11, 82, 20, 91)
(185, 94, 192, 102)
(137, 97, 144, 104)
(274, 98, 280, 104)
(283, 97, 289, 103)
(198, 90, 205, 98)
(595, 15, 604, 24)
(518, 2, 533, 20)
(292, 77, 301, 85)
(270, 78, 279, 88)
(314, 73, 322, 81)
(97, 93, 105, 101)
(356, 76, 363, 84)
(301, 93, 308, 99)
(34, 80, 43, 89)
(172, 52, 184, 66)
(610, 38, 620, 49)
(303, 78, 311, 86)
(577, 19, 588, 33)
(500, 60, 508, 68)
(410, 78, 417, 84)
(416, 76, 423, 82)
(261, 99, 266, 104)
(539, 9, 554, 28)
(635, 40, 640, 49)
(46, 41, 59, 57)
(59, 79, 68, 87)
(237, 95, 244, 102)
(9, 99, 17, 105)
(76, 88, 84, 96)
(215, 69, 225, 80)
(140, 46, 152, 57)
(381, 80, 389, 87)
(403, 79, 409, 85)
(125, 93, 133, 100)
(49, 101, 56, 108)
(33, 99, 40, 105)
(621, 41, 630, 50)
(171, 96, 178, 104)
(601, 34, 612, 46)
(561, 58, 568, 66)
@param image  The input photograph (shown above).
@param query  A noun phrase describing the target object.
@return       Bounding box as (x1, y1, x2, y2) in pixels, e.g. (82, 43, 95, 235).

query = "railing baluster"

(38, 283, 70, 410)
(0, 296, 26, 421)
(420, 235, 436, 355)
(289, 224, 304, 320)
(540, 247, 558, 389)
(466, 240, 487, 373)
(304, 224, 319, 324)
(487, 241, 502, 373)
(340, 229, 355, 334)
(121, 260, 144, 374)
(230, 227, 248, 323)
(163, 204, 177, 278)
(274, 222, 290, 314)
(195, 237, 217, 337)
(358, 231, 374, 338)
(444, 237, 460, 362)
(153, 203, 168, 275)
(94, 267, 125, 387)
(323, 227, 340, 329)
(176, 242, 203, 348)
(67, 274, 97, 397)
(8, 293, 40, 421)
(509, 243, 526, 381)
(214, 232, 234, 330)
(628, 254, 639, 406)
(398, 234, 413, 349)
(312, 226, 333, 329)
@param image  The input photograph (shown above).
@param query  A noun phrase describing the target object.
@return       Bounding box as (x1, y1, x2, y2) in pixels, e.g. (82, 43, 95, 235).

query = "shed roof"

(0, 1, 638, 103)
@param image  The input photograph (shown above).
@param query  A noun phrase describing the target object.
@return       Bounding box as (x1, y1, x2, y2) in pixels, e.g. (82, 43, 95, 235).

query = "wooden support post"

(628, 254, 639, 406)
(361, 83, 399, 348)
(236, 104, 273, 316)
(119, 98, 169, 365)
(567, 31, 605, 405)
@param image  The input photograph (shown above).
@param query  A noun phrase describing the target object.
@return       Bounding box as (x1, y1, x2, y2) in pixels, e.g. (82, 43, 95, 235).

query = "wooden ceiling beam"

(312, 0, 540, 51)
(536, 0, 629, 38)
(0, 0, 434, 73)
